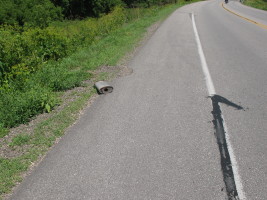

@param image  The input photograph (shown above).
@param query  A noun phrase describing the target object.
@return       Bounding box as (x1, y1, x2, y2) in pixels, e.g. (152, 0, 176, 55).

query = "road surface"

(10, 0, 267, 199)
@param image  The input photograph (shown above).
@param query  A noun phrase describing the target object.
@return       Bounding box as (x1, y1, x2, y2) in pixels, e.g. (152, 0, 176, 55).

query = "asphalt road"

(10, 0, 267, 199)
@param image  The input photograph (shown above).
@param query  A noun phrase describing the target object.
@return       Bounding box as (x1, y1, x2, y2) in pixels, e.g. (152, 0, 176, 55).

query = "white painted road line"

(223, 122, 247, 200)
(191, 13, 216, 96)
(191, 13, 247, 200)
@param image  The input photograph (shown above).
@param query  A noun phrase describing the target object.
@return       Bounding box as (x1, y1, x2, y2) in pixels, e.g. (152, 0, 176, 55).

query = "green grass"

(0, 124, 8, 139)
(0, 158, 28, 196)
(9, 134, 31, 147)
(243, 0, 267, 10)
(0, 1, 202, 198)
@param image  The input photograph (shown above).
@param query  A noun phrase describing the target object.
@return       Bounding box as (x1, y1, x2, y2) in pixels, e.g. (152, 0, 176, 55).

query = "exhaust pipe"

(94, 81, 113, 94)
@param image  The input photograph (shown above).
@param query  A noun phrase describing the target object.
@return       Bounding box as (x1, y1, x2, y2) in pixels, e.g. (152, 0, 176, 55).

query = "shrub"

(23, 27, 70, 61)
(0, 6, 126, 86)
(0, 0, 62, 27)
(0, 4, 171, 129)
(98, 7, 127, 36)
(32, 63, 92, 91)
(90, 0, 124, 17)
(0, 123, 9, 138)
(0, 85, 57, 128)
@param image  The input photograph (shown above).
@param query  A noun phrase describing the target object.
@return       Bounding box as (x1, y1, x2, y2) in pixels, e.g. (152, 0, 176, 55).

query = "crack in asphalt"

(210, 95, 244, 200)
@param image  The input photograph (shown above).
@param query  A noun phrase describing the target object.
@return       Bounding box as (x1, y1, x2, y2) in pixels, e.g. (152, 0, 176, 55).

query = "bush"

(0, 0, 62, 27)
(0, 85, 57, 128)
(0, 4, 173, 129)
(0, 6, 126, 86)
(0, 123, 9, 138)
(98, 7, 127, 35)
(0, 26, 70, 84)
(23, 27, 70, 61)
(90, 0, 124, 17)
(32, 63, 92, 91)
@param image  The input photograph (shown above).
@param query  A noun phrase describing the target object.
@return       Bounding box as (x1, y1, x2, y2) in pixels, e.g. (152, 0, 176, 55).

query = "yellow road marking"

(222, 3, 267, 30)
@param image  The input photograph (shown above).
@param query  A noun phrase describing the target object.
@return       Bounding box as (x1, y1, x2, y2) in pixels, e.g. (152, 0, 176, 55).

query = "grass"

(0, 125, 8, 139)
(9, 134, 31, 147)
(0, 158, 27, 196)
(0, 1, 202, 199)
(243, 0, 267, 10)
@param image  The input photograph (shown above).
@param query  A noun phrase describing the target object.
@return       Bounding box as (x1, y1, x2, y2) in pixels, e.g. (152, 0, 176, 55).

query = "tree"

(57, 0, 123, 19)
(0, 0, 19, 25)
(0, 0, 62, 27)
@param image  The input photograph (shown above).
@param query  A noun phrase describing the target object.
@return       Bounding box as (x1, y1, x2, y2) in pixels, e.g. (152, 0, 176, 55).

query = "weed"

(0, 85, 58, 128)
(0, 158, 28, 196)
(0, 124, 9, 139)
(9, 134, 31, 147)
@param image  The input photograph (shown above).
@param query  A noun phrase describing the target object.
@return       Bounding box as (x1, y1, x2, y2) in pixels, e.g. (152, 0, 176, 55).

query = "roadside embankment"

(0, 1, 202, 199)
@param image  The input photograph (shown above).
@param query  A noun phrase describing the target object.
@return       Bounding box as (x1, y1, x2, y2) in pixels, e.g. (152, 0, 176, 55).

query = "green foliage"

(0, 1, 194, 129)
(122, 0, 178, 8)
(0, 0, 179, 24)
(51, 0, 124, 18)
(0, 85, 57, 128)
(243, 0, 267, 10)
(0, 2, 202, 198)
(23, 1, 62, 28)
(51, 0, 70, 16)
(97, 7, 127, 35)
(0, 6, 127, 129)
(90, 0, 124, 17)
(0, 26, 71, 86)
(0, 0, 62, 27)
(32, 63, 92, 91)
(0, 124, 9, 138)
(9, 134, 31, 147)
(24, 27, 70, 61)
(0, 7, 126, 86)
(0, 0, 17, 25)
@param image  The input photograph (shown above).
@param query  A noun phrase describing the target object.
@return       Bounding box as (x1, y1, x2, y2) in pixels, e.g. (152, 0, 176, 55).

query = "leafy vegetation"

(0, 0, 62, 27)
(0, 2, 184, 130)
(0, 6, 126, 86)
(243, 0, 267, 10)
(0, 6, 126, 129)
(0, 85, 57, 128)
(0, 124, 8, 139)
(0, 0, 180, 26)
